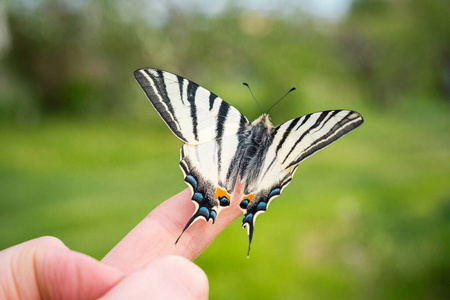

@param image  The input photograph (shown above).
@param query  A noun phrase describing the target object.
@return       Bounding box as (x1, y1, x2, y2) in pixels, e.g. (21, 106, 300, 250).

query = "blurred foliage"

(0, 0, 449, 299)
(0, 0, 449, 120)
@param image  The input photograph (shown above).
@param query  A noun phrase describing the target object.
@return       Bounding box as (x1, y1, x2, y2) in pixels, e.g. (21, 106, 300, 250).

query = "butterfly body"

(134, 68, 363, 255)
(178, 114, 274, 224)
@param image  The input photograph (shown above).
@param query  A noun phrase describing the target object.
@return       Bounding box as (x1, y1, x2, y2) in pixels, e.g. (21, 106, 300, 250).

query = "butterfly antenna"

(243, 83, 264, 115)
(266, 87, 296, 114)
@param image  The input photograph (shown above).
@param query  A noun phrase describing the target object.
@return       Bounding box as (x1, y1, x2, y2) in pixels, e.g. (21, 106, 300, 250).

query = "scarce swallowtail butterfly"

(134, 68, 364, 256)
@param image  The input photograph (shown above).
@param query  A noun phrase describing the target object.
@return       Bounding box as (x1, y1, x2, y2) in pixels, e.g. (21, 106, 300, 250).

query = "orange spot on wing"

(215, 187, 230, 200)
(242, 193, 255, 203)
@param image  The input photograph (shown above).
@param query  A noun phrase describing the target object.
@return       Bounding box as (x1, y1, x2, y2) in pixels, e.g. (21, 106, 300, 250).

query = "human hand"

(0, 188, 242, 299)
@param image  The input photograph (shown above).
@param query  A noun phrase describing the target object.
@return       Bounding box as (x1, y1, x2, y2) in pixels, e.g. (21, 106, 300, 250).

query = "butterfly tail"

(242, 214, 256, 258)
(240, 190, 276, 257)
(174, 212, 200, 246)
(174, 201, 218, 246)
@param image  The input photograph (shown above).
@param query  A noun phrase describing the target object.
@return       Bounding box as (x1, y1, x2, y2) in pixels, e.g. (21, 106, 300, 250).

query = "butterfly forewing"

(275, 110, 363, 169)
(134, 68, 249, 144)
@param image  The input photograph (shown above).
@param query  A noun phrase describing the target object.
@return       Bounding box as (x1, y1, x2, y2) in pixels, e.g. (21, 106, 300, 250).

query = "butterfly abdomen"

(234, 115, 275, 191)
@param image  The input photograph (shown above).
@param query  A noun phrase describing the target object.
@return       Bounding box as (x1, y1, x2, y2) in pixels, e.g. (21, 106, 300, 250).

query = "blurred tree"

(6, 0, 84, 112)
(339, 0, 450, 106)
(2, 0, 150, 116)
(1, 0, 449, 118)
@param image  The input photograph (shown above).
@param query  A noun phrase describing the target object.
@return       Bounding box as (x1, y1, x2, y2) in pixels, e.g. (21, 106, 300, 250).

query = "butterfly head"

(251, 114, 274, 131)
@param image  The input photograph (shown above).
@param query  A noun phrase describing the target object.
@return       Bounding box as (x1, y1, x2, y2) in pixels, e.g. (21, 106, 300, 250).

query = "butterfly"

(134, 68, 364, 256)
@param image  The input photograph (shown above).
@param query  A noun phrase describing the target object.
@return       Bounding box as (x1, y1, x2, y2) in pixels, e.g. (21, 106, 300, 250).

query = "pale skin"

(0, 188, 242, 299)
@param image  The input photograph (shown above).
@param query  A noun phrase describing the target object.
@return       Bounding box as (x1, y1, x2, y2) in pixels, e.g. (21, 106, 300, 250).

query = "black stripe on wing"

(275, 117, 300, 155)
(216, 101, 230, 175)
(187, 81, 199, 141)
(176, 75, 185, 105)
(209, 93, 217, 111)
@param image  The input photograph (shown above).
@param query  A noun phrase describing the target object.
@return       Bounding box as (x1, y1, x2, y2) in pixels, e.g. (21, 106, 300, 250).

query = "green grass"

(1, 105, 449, 299)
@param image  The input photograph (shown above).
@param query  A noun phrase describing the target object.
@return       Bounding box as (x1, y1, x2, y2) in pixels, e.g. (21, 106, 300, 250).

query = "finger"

(0, 236, 124, 300)
(100, 256, 208, 300)
(102, 188, 242, 273)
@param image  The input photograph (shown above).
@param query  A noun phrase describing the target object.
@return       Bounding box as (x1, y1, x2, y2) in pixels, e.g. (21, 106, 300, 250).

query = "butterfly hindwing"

(177, 135, 243, 240)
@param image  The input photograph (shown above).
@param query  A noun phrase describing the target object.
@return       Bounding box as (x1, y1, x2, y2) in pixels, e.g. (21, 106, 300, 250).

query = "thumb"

(0, 236, 124, 300)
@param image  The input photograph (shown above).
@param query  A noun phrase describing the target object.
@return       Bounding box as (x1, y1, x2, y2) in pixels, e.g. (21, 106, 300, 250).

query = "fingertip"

(30, 235, 68, 250)
(157, 256, 209, 299)
(101, 255, 208, 300)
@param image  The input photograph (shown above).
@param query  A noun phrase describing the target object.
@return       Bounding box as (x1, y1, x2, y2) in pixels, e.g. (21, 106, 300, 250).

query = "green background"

(1, 1, 449, 299)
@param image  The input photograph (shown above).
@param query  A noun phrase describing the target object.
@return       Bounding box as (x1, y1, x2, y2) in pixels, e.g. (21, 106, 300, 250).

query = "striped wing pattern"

(239, 111, 363, 255)
(134, 68, 248, 144)
(273, 110, 363, 169)
(134, 68, 364, 255)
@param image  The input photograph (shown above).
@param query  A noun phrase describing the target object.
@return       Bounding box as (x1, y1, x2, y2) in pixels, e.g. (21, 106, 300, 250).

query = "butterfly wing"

(134, 68, 250, 241)
(240, 110, 363, 255)
(134, 68, 248, 144)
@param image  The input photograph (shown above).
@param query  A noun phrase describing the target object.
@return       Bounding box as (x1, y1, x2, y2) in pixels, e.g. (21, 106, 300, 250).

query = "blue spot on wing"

(243, 213, 253, 224)
(185, 175, 198, 190)
(219, 197, 230, 207)
(198, 207, 210, 219)
(240, 199, 249, 209)
(192, 192, 203, 203)
(268, 188, 280, 199)
(257, 202, 267, 211)
(210, 210, 217, 222)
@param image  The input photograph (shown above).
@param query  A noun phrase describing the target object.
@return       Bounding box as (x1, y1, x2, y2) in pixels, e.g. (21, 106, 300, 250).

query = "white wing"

(134, 68, 250, 242)
(240, 110, 363, 255)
